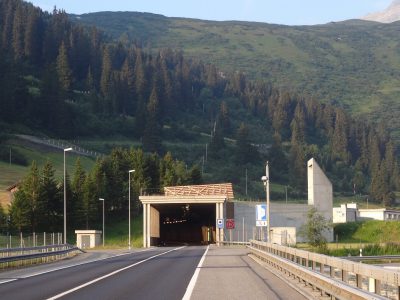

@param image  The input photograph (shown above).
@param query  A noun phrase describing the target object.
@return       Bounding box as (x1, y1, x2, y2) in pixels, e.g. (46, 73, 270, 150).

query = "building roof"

(164, 183, 234, 199)
(6, 182, 20, 192)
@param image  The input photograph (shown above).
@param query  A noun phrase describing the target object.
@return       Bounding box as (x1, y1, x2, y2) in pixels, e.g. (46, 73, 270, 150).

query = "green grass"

(0, 138, 96, 208)
(93, 214, 143, 248)
(334, 220, 400, 244)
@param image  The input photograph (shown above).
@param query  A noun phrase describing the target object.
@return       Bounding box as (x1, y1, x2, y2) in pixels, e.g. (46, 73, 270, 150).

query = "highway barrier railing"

(0, 244, 82, 269)
(248, 240, 399, 300)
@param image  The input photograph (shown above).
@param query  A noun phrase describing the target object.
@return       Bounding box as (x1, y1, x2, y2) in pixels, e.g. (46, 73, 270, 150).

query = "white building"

(333, 203, 357, 223)
(358, 208, 400, 221)
(332, 204, 400, 222)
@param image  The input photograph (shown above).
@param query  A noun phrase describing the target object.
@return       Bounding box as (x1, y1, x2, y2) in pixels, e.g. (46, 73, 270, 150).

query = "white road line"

(182, 245, 209, 300)
(46, 246, 185, 300)
(0, 279, 17, 284)
(0, 249, 150, 284)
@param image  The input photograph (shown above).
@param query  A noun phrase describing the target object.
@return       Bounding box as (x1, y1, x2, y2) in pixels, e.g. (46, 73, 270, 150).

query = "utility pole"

(266, 162, 270, 243)
(285, 186, 288, 204)
(245, 168, 248, 196)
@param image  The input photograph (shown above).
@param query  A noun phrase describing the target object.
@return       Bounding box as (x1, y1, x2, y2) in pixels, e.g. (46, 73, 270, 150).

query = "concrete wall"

(75, 230, 102, 249)
(333, 204, 357, 223)
(270, 227, 296, 245)
(229, 159, 334, 243)
(307, 158, 332, 220)
(150, 206, 160, 238)
(230, 201, 309, 242)
(307, 158, 333, 241)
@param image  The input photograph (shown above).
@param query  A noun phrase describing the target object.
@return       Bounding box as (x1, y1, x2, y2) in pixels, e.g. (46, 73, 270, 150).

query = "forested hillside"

(72, 12, 400, 140)
(0, 0, 399, 208)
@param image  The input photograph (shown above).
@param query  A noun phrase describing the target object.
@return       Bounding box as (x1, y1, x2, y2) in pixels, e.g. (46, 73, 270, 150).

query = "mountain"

(362, 0, 400, 23)
(1, 0, 399, 204)
(71, 12, 400, 140)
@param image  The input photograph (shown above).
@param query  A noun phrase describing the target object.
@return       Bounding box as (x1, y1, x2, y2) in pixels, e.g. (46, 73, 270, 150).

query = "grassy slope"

(0, 138, 96, 208)
(334, 220, 400, 243)
(72, 13, 400, 138)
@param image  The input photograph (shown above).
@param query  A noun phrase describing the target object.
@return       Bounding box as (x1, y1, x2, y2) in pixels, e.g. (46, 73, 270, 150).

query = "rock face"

(362, 0, 400, 23)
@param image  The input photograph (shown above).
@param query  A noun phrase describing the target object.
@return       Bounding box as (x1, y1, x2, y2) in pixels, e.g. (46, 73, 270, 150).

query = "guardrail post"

(341, 270, 348, 283)
(356, 274, 362, 289)
(368, 277, 381, 294)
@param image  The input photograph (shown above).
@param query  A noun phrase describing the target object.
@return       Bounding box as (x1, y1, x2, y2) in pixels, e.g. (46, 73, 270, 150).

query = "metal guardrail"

(0, 244, 82, 268)
(342, 255, 400, 262)
(248, 240, 399, 300)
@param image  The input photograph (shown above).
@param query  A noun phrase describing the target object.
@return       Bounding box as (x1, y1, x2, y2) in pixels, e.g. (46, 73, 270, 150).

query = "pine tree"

(37, 161, 61, 232)
(12, 2, 25, 61)
(269, 132, 288, 180)
(9, 189, 31, 232)
(235, 122, 258, 164)
(142, 86, 162, 153)
(24, 8, 43, 64)
(331, 109, 350, 163)
(71, 158, 86, 229)
(56, 41, 72, 93)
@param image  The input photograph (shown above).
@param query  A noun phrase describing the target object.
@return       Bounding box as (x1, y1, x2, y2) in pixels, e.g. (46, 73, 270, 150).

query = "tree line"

(3, 148, 201, 235)
(0, 0, 398, 204)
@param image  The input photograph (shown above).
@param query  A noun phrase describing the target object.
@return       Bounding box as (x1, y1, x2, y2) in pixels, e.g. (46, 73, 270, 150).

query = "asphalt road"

(0, 245, 308, 300)
(0, 246, 205, 300)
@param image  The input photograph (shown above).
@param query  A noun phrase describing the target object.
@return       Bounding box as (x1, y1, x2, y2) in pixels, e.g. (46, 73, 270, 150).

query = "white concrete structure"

(270, 227, 296, 246)
(75, 230, 102, 249)
(333, 203, 358, 223)
(358, 208, 400, 221)
(139, 183, 233, 248)
(307, 158, 333, 241)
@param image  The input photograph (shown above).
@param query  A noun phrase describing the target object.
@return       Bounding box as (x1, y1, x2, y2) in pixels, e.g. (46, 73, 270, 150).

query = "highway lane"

(0, 246, 206, 300)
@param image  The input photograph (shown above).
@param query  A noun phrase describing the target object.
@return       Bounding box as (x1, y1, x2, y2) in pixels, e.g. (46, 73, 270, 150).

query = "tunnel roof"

(164, 183, 234, 199)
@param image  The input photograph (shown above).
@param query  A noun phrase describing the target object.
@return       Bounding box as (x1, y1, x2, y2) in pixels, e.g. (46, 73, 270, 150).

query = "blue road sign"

(217, 218, 224, 229)
(256, 204, 267, 227)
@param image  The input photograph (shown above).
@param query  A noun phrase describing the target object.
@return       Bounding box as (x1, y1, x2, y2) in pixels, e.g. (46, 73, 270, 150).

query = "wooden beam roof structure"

(164, 183, 234, 200)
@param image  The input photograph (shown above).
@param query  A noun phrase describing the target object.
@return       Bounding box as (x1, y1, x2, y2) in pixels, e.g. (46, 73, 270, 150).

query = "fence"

(249, 240, 400, 300)
(0, 233, 63, 249)
(0, 244, 81, 269)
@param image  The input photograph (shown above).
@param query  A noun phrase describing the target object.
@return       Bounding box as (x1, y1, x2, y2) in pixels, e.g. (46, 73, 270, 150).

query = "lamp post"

(99, 198, 105, 247)
(261, 161, 270, 242)
(63, 147, 73, 244)
(128, 169, 135, 250)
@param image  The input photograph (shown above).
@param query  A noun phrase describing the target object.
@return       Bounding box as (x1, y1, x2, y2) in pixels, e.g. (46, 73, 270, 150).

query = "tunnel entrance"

(139, 183, 234, 248)
(156, 203, 216, 246)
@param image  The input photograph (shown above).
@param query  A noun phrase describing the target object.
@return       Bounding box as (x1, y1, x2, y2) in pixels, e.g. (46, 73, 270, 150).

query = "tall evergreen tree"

(56, 41, 72, 93)
(71, 158, 86, 229)
(143, 86, 162, 153)
(37, 160, 60, 232)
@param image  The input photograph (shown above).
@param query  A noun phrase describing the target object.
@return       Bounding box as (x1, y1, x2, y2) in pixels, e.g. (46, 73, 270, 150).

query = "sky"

(28, 0, 393, 25)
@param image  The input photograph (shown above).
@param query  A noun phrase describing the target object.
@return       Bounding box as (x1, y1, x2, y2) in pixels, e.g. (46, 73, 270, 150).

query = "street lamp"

(261, 161, 270, 242)
(63, 147, 73, 244)
(128, 169, 135, 250)
(99, 198, 105, 247)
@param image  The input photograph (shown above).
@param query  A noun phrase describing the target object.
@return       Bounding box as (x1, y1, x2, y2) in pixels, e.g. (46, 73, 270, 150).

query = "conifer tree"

(56, 41, 72, 93)
(38, 161, 60, 232)
(12, 2, 25, 61)
(143, 87, 162, 153)
(71, 158, 86, 229)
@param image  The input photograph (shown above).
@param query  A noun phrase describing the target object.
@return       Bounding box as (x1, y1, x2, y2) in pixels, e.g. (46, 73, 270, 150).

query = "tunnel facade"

(139, 183, 233, 247)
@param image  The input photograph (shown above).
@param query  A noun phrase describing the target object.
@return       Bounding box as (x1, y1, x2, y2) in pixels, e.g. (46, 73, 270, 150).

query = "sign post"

(226, 219, 235, 229)
(256, 204, 267, 227)
(261, 162, 270, 242)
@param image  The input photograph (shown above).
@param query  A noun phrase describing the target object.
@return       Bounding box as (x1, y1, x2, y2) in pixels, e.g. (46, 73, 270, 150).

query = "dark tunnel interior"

(154, 203, 216, 246)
